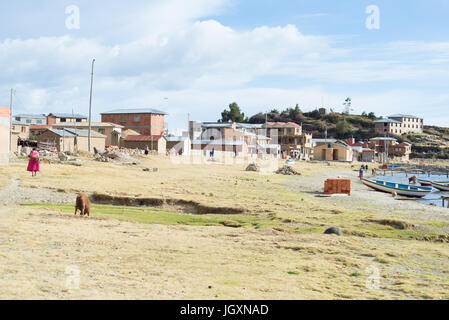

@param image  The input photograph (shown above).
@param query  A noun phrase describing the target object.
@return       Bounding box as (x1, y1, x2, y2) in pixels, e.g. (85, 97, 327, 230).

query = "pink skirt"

(27, 159, 40, 172)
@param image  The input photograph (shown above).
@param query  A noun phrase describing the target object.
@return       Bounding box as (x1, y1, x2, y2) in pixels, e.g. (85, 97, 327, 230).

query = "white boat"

(362, 178, 433, 198)
(431, 181, 449, 191)
(418, 178, 449, 187)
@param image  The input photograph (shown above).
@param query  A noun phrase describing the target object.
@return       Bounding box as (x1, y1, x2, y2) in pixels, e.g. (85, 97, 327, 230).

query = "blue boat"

(362, 178, 433, 198)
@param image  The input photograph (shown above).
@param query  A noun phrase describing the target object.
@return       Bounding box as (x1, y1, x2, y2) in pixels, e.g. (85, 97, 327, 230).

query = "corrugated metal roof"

(123, 135, 165, 142)
(101, 108, 168, 115)
(47, 129, 76, 137)
(64, 129, 105, 137)
(14, 114, 46, 119)
(166, 136, 189, 142)
(48, 113, 87, 119)
(374, 119, 401, 123)
(389, 114, 421, 119)
(52, 122, 124, 128)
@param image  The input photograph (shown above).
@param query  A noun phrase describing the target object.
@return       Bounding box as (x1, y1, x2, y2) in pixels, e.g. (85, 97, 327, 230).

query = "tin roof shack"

(313, 139, 353, 162)
(52, 122, 124, 147)
(30, 125, 51, 138)
(121, 135, 167, 154)
(64, 129, 106, 153)
(352, 146, 376, 162)
(37, 129, 76, 153)
(0, 107, 11, 166)
(166, 136, 191, 156)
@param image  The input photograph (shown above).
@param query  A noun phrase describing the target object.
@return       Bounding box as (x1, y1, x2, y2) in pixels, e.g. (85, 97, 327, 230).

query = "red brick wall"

(101, 113, 165, 136)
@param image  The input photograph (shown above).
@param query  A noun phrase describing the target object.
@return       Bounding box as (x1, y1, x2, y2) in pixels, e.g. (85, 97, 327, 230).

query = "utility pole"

(9, 88, 14, 152)
(88, 58, 95, 153)
(73, 108, 78, 152)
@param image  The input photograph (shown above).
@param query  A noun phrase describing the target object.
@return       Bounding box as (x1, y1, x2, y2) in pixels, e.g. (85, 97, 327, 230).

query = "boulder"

(246, 163, 260, 172)
(324, 227, 342, 236)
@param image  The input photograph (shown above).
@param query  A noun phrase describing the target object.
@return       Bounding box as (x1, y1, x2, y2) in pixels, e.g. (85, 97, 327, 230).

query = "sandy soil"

(0, 158, 448, 300)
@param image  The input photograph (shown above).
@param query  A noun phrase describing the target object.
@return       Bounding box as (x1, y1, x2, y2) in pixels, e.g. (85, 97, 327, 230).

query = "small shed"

(120, 135, 167, 154)
(37, 129, 76, 153)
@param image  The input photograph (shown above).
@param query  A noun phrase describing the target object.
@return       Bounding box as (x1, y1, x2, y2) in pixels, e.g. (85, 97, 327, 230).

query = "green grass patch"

(21, 203, 287, 230)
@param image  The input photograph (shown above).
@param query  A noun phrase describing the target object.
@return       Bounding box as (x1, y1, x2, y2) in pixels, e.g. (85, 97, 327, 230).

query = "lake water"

(373, 173, 449, 208)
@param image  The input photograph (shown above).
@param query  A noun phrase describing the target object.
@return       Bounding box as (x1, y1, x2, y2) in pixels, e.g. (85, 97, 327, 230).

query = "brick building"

(101, 108, 167, 136)
(374, 114, 424, 134)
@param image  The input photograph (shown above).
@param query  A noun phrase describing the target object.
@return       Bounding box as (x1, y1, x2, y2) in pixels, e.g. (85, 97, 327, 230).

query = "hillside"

(247, 108, 449, 159)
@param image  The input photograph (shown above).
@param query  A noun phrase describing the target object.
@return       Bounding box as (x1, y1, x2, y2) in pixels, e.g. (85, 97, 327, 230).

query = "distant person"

(359, 166, 364, 180)
(27, 148, 40, 177)
(145, 145, 149, 156)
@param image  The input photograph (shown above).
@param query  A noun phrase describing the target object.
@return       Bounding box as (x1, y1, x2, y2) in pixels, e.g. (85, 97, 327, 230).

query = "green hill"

(247, 108, 449, 159)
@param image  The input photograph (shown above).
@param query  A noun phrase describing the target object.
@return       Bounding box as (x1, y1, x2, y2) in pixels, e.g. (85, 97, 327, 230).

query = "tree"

(336, 120, 353, 137)
(219, 102, 246, 123)
(343, 97, 352, 115)
(367, 112, 376, 120)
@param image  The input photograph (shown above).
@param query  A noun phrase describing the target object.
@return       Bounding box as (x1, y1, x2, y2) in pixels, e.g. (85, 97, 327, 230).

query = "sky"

(1, 0, 449, 133)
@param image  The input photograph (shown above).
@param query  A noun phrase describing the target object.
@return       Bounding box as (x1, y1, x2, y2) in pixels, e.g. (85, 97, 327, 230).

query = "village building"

(14, 114, 47, 125)
(166, 136, 191, 156)
(37, 129, 77, 153)
(312, 139, 353, 162)
(46, 113, 87, 125)
(10, 121, 30, 152)
(52, 122, 124, 147)
(198, 122, 278, 158)
(37, 128, 106, 153)
(369, 137, 412, 162)
(11, 121, 30, 141)
(263, 122, 312, 160)
(0, 107, 11, 165)
(375, 114, 424, 134)
(120, 135, 167, 154)
(101, 108, 167, 136)
(191, 139, 247, 159)
(30, 125, 51, 138)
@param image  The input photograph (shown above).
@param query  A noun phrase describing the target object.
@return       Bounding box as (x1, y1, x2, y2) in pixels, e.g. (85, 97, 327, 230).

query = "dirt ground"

(0, 156, 448, 300)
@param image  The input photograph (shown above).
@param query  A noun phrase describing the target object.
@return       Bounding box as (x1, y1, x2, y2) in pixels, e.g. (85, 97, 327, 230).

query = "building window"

(134, 116, 140, 122)
(26, 119, 31, 124)
(98, 129, 104, 134)
(37, 120, 42, 124)
(76, 118, 82, 122)
(120, 115, 126, 122)
(61, 118, 67, 122)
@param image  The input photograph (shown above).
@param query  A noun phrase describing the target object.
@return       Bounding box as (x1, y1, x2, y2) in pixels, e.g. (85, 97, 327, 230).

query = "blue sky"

(1, 0, 448, 132)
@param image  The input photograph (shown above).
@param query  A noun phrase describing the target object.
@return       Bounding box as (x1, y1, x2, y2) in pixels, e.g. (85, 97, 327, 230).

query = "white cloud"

(1, 0, 449, 131)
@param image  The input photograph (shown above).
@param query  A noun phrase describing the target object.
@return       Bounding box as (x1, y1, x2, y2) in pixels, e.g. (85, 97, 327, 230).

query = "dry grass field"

(0, 155, 448, 299)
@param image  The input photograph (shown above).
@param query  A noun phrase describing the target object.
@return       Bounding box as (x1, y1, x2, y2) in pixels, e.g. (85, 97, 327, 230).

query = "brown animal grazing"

(75, 193, 91, 217)
(392, 191, 397, 198)
(371, 168, 376, 176)
(408, 175, 417, 184)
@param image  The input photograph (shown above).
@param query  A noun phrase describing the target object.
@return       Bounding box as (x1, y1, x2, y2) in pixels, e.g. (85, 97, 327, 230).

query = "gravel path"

(287, 168, 449, 222)
(0, 178, 77, 206)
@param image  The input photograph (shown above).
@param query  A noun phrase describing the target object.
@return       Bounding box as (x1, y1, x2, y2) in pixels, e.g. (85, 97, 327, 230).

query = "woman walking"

(27, 148, 40, 177)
